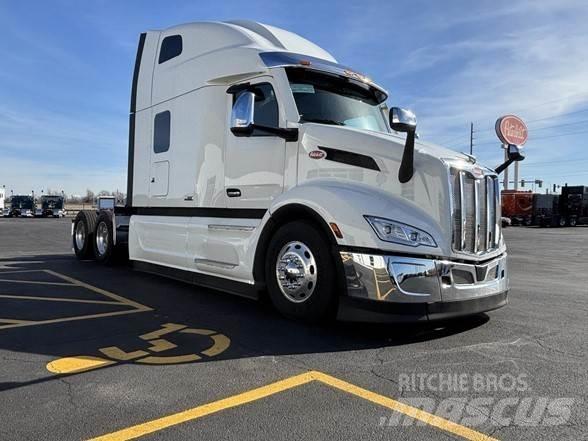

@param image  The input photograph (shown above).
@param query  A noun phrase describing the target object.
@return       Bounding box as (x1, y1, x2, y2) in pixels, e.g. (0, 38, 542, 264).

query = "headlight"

(364, 216, 437, 247)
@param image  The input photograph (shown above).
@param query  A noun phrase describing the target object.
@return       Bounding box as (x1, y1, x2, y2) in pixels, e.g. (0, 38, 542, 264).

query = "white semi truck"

(72, 21, 518, 322)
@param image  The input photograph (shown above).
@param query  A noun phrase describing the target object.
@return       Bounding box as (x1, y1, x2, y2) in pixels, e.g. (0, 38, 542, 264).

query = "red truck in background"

(501, 190, 534, 226)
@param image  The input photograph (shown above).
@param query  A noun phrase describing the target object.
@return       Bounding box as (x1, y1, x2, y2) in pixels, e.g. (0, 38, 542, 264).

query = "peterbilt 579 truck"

(72, 21, 511, 322)
(36, 195, 66, 218)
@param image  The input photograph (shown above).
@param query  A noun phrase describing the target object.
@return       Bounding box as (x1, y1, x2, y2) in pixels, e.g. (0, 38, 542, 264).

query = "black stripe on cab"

(319, 146, 380, 171)
(132, 207, 267, 219)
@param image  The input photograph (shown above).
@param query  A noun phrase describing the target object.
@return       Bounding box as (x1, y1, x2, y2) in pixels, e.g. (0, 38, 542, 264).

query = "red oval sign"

(309, 150, 326, 159)
(495, 115, 528, 145)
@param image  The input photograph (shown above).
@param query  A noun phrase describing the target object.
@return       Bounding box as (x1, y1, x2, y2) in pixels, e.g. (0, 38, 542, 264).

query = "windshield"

(11, 196, 33, 209)
(286, 68, 389, 133)
(42, 197, 64, 209)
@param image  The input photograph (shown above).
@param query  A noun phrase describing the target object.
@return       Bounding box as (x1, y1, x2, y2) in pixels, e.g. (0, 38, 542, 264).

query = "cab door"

(224, 78, 286, 209)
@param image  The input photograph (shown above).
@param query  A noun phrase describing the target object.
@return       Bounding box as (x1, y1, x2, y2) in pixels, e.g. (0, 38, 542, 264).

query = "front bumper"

(337, 250, 508, 322)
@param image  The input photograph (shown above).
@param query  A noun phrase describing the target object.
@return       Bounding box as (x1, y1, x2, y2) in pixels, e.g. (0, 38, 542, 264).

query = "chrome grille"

(450, 168, 500, 255)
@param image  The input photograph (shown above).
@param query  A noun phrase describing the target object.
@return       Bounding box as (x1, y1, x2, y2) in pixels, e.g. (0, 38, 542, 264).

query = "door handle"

(184, 195, 193, 201)
(151, 177, 155, 183)
(226, 188, 241, 198)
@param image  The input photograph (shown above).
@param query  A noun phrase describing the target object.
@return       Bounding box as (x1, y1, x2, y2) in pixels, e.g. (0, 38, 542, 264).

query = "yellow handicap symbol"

(46, 323, 230, 375)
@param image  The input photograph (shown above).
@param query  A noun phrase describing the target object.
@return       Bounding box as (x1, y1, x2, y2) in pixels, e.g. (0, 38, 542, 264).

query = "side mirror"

(230, 92, 255, 136)
(389, 107, 417, 133)
(506, 144, 525, 161)
(389, 107, 417, 183)
(495, 144, 525, 175)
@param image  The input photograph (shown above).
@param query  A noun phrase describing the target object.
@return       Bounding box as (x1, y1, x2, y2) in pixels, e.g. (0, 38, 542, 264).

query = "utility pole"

(469, 122, 474, 155)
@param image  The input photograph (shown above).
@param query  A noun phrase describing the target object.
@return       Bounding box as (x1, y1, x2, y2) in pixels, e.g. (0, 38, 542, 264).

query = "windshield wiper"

(300, 117, 346, 126)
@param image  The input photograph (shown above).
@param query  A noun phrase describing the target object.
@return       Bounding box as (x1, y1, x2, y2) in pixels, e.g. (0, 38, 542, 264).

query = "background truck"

(559, 185, 588, 227)
(0, 188, 5, 215)
(71, 21, 509, 322)
(501, 190, 534, 226)
(36, 195, 66, 218)
(6, 195, 35, 218)
(532, 193, 562, 227)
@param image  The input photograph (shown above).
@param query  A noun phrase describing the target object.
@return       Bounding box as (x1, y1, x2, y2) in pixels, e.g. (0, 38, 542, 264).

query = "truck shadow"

(0, 254, 489, 391)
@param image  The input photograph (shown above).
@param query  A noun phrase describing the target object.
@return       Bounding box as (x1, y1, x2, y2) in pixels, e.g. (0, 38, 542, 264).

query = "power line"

(474, 127, 588, 148)
(480, 115, 588, 139)
(523, 158, 588, 166)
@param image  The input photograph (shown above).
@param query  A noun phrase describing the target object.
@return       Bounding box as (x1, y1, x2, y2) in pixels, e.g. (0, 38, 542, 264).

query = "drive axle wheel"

(94, 212, 116, 264)
(73, 211, 97, 260)
(266, 221, 337, 322)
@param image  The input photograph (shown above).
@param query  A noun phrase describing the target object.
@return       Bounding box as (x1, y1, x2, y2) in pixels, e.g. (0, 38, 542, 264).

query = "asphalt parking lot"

(0, 218, 586, 440)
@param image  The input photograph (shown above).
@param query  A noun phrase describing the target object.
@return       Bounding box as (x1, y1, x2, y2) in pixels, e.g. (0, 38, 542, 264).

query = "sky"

(1, 0, 588, 196)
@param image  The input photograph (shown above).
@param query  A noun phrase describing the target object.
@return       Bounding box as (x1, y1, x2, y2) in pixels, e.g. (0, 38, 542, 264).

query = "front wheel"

(265, 221, 338, 322)
(558, 217, 567, 228)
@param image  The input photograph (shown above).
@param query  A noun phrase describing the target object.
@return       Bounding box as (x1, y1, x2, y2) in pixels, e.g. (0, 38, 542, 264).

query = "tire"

(93, 212, 116, 264)
(568, 217, 577, 227)
(73, 211, 98, 259)
(265, 220, 338, 322)
(558, 217, 567, 228)
(524, 217, 532, 226)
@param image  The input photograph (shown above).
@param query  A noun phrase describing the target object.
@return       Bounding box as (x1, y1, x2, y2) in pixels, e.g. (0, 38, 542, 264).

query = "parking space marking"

(88, 371, 498, 441)
(0, 269, 152, 331)
(0, 294, 124, 305)
(0, 279, 73, 286)
(0, 318, 34, 324)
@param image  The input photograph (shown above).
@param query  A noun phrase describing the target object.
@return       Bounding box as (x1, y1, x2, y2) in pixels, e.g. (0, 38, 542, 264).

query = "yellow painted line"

(88, 371, 316, 441)
(44, 270, 152, 311)
(0, 269, 153, 332)
(88, 371, 498, 441)
(47, 356, 116, 374)
(0, 308, 149, 331)
(0, 294, 124, 305)
(0, 278, 74, 286)
(0, 318, 34, 324)
(314, 372, 498, 441)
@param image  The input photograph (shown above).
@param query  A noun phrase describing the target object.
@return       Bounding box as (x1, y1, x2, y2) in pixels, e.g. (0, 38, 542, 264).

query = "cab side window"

(235, 83, 278, 136)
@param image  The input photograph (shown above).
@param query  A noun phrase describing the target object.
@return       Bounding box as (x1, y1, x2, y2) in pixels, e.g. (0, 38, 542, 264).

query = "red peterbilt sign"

(495, 115, 528, 145)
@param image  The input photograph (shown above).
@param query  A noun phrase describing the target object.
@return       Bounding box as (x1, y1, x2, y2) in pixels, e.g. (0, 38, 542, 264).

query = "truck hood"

(296, 123, 501, 258)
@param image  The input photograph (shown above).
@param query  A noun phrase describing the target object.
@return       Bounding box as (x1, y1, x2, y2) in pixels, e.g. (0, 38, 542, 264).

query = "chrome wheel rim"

(96, 222, 109, 256)
(275, 241, 317, 303)
(75, 221, 86, 250)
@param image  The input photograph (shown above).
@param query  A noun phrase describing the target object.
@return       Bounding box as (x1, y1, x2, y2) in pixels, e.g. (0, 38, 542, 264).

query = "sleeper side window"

(159, 35, 182, 64)
(153, 111, 171, 153)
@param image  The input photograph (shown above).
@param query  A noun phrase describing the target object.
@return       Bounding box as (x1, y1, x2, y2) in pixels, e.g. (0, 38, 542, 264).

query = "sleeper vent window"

(158, 35, 182, 64)
(153, 111, 171, 153)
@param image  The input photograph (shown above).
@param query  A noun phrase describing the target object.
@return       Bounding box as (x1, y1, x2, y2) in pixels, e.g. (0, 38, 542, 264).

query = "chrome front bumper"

(338, 251, 508, 321)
